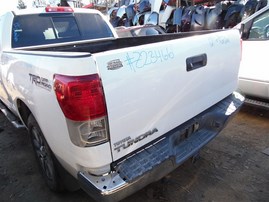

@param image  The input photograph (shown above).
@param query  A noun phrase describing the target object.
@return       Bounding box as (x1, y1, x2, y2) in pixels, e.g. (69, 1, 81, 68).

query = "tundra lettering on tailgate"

(114, 128, 158, 152)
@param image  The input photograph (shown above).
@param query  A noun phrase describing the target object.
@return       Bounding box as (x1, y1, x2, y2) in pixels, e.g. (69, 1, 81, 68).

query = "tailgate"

(95, 29, 241, 161)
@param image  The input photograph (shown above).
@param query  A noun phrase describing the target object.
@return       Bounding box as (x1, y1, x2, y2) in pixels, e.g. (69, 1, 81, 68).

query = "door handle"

(186, 53, 207, 72)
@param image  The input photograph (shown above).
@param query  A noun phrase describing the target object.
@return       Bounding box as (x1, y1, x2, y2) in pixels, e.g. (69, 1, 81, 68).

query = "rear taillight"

(54, 74, 109, 147)
(54, 74, 107, 121)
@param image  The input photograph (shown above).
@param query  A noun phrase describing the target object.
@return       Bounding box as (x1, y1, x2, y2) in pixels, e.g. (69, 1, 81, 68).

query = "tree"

(17, 0, 27, 9)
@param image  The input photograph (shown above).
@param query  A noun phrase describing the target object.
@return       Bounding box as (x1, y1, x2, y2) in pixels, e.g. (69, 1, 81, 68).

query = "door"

(239, 8, 269, 99)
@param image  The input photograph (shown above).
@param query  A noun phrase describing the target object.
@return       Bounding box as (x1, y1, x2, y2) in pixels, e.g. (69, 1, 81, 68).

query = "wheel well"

(17, 99, 31, 127)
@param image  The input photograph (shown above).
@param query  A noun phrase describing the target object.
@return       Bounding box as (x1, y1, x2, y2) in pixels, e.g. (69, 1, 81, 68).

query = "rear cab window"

(12, 13, 114, 48)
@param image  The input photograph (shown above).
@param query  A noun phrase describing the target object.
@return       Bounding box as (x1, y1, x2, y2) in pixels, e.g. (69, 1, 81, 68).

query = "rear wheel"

(27, 114, 64, 191)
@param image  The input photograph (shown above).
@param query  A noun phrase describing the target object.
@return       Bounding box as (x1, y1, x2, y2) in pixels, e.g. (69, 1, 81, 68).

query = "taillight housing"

(54, 74, 107, 121)
(54, 74, 109, 147)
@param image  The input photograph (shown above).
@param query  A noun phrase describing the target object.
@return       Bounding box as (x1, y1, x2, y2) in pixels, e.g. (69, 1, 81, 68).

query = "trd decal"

(29, 73, 52, 91)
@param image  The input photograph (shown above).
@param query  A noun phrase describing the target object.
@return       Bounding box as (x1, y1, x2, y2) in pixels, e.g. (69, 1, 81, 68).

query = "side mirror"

(240, 23, 248, 40)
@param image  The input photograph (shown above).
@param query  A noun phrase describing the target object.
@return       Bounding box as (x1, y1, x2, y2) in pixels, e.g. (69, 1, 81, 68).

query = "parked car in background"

(236, 5, 269, 109)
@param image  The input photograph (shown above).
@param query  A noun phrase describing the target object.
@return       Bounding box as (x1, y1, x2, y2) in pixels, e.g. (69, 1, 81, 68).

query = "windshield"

(12, 13, 114, 48)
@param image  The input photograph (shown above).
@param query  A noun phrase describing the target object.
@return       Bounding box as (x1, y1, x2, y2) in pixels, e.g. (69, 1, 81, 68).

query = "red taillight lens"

(45, 6, 74, 12)
(54, 74, 107, 121)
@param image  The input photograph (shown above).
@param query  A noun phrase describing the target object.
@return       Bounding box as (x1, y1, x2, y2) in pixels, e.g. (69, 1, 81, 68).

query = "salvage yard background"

(0, 105, 268, 202)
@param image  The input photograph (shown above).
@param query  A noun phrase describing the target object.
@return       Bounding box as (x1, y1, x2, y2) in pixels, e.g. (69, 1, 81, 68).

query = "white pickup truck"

(0, 6, 244, 202)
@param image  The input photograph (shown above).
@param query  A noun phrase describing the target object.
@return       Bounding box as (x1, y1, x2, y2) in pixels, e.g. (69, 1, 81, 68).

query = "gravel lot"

(0, 105, 268, 202)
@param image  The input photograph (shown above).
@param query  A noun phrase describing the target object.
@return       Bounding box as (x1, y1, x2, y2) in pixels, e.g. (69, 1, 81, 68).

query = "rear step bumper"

(78, 92, 244, 202)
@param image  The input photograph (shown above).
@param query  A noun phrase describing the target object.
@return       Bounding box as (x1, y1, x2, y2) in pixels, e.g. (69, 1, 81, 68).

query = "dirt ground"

(0, 104, 268, 202)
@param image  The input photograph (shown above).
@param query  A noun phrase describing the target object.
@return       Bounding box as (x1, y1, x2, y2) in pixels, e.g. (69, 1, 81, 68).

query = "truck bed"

(21, 30, 221, 53)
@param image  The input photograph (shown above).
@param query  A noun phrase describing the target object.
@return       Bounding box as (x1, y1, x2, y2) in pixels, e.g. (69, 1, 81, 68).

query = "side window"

(249, 10, 269, 39)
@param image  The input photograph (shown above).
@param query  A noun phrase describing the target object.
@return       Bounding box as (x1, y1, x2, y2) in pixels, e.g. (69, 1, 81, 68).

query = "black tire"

(27, 114, 64, 192)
